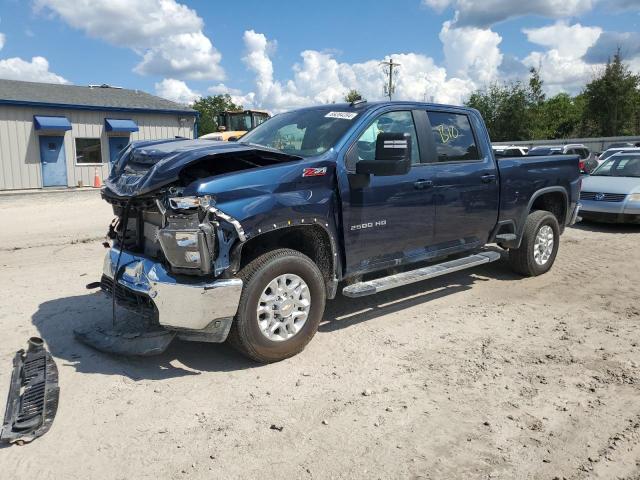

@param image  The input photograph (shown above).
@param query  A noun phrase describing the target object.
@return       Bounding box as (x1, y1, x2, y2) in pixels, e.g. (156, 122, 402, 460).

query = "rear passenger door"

(422, 109, 499, 250)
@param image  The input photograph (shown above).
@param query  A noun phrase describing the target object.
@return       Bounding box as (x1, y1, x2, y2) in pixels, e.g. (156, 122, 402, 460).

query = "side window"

(426, 111, 480, 162)
(354, 111, 420, 165)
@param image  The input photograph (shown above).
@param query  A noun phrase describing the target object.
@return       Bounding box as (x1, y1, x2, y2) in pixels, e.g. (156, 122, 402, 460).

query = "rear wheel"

(508, 210, 560, 276)
(228, 249, 326, 363)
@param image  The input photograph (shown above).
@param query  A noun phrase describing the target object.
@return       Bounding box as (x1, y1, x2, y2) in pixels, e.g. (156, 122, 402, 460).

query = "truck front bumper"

(102, 247, 242, 334)
(569, 202, 582, 225)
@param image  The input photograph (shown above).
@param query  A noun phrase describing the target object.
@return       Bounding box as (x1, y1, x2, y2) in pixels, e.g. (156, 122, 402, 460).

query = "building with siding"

(0, 79, 197, 190)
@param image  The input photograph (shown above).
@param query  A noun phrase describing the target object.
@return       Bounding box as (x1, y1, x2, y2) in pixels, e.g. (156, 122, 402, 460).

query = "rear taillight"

(578, 160, 585, 171)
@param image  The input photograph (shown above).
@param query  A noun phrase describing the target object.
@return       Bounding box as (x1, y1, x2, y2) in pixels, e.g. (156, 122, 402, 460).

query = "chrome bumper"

(569, 202, 582, 225)
(103, 248, 242, 331)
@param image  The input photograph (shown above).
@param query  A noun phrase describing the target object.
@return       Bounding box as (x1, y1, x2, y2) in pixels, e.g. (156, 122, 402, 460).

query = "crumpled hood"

(105, 139, 300, 197)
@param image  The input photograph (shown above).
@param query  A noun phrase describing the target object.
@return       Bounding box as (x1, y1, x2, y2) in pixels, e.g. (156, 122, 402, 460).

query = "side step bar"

(342, 251, 501, 298)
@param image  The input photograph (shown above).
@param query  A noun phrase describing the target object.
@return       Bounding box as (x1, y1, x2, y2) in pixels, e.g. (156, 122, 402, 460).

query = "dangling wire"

(112, 199, 132, 328)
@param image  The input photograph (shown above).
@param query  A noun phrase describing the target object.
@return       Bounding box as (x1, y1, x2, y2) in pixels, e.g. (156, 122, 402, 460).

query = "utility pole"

(380, 58, 400, 101)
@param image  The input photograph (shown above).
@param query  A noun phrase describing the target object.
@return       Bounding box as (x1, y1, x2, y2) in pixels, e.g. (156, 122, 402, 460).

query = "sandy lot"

(0, 192, 639, 480)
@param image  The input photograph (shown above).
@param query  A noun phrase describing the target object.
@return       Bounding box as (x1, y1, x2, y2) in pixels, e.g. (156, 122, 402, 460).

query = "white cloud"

(423, 0, 595, 27)
(422, 0, 454, 13)
(439, 21, 503, 84)
(207, 83, 242, 96)
(154, 78, 200, 104)
(0, 56, 69, 84)
(523, 21, 601, 57)
(522, 22, 603, 94)
(0, 33, 5, 51)
(34, 0, 224, 80)
(237, 30, 477, 113)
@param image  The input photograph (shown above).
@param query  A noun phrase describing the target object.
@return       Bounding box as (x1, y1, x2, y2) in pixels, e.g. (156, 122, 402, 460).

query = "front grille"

(580, 191, 627, 202)
(100, 275, 155, 318)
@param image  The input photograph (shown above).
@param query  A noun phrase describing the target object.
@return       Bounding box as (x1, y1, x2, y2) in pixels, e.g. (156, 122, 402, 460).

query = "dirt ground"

(0, 192, 639, 480)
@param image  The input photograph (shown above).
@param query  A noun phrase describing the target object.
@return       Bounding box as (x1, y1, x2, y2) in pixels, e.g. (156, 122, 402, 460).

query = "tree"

(583, 50, 640, 137)
(192, 94, 243, 136)
(465, 81, 531, 141)
(344, 89, 364, 103)
(533, 93, 583, 139)
(527, 67, 546, 137)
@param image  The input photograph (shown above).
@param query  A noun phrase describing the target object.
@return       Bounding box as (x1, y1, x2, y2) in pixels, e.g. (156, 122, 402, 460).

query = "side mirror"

(356, 132, 411, 176)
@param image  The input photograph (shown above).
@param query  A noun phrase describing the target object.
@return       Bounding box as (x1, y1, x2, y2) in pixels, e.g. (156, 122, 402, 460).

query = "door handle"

(414, 179, 433, 189)
(481, 174, 496, 183)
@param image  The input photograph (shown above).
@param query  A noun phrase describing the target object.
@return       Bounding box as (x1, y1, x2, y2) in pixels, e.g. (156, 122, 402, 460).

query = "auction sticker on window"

(325, 111, 358, 120)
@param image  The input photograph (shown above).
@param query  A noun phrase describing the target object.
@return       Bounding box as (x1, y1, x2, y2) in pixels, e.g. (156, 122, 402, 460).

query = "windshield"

(599, 149, 624, 160)
(591, 155, 640, 177)
(239, 109, 359, 157)
(228, 113, 252, 132)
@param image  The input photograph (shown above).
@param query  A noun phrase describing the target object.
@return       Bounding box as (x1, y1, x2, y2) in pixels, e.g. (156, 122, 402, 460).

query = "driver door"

(340, 110, 437, 275)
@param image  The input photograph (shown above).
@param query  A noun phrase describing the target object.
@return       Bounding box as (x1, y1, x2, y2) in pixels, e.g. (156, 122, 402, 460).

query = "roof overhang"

(33, 115, 72, 131)
(105, 118, 139, 133)
(1, 99, 197, 116)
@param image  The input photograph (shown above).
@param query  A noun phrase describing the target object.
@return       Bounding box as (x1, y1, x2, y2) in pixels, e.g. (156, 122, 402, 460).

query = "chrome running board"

(342, 251, 501, 298)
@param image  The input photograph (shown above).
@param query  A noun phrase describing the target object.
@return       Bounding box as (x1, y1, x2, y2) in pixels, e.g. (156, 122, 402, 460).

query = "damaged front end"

(77, 188, 246, 355)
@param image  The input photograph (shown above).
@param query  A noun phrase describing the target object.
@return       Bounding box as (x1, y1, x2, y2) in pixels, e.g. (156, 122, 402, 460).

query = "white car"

(492, 145, 528, 157)
(580, 152, 640, 224)
(597, 147, 640, 165)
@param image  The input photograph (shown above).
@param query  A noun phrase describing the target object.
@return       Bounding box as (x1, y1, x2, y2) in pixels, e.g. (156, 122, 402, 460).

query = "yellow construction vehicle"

(199, 109, 270, 141)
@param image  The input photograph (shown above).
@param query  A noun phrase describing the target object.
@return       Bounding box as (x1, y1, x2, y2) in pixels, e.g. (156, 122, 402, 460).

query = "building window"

(75, 138, 103, 164)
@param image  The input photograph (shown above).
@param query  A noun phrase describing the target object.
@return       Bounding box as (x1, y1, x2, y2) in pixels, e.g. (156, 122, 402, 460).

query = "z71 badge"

(302, 167, 327, 177)
(350, 220, 387, 231)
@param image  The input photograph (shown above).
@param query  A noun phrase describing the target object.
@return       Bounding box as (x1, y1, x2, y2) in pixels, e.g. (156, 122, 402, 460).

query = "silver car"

(579, 152, 640, 223)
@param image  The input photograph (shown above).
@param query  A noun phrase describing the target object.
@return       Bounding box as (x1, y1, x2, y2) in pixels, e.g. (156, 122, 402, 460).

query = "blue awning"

(33, 115, 72, 131)
(105, 118, 139, 133)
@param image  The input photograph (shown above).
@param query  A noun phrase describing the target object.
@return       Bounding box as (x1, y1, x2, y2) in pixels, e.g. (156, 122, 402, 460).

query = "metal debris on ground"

(1, 337, 59, 445)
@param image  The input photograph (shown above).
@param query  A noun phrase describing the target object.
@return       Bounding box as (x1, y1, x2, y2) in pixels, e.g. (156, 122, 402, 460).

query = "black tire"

(508, 210, 560, 277)
(228, 248, 326, 363)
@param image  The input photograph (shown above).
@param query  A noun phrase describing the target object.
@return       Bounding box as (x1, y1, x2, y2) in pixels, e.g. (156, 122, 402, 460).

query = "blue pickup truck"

(92, 101, 581, 362)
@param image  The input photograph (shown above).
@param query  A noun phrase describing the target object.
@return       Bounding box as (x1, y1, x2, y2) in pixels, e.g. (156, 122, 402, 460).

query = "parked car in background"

(492, 145, 528, 157)
(580, 152, 640, 224)
(598, 147, 640, 165)
(529, 144, 597, 173)
(606, 142, 635, 149)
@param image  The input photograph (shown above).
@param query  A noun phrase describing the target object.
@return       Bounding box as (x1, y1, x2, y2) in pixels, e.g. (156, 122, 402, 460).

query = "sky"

(0, 0, 639, 111)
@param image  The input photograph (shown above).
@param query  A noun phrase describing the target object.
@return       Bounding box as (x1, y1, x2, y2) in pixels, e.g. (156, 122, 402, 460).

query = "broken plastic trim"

(208, 206, 247, 243)
(74, 327, 176, 357)
(199, 196, 247, 243)
(1, 337, 59, 445)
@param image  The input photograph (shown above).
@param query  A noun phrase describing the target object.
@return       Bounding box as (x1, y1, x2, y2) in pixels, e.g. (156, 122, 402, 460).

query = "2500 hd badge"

(350, 220, 387, 231)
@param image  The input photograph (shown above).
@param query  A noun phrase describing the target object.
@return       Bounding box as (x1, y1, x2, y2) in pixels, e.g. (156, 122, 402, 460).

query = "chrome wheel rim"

(257, 274, 311, 342)
(533, 225, 554, 266)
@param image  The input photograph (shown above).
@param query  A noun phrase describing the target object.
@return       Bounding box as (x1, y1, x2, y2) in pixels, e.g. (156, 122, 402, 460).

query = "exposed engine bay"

(103, 188, 245, 278)
(101, 142, 303, 279)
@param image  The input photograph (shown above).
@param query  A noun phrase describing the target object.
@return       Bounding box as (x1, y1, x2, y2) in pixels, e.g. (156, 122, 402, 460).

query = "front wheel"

(508, 210, 560, 276)
(228, 249, 326, 363)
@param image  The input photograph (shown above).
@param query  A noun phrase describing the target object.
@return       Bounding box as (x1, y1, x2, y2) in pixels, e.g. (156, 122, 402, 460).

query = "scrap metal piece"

(74, 326, 176, 357)
(1, 337, 59, 445)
